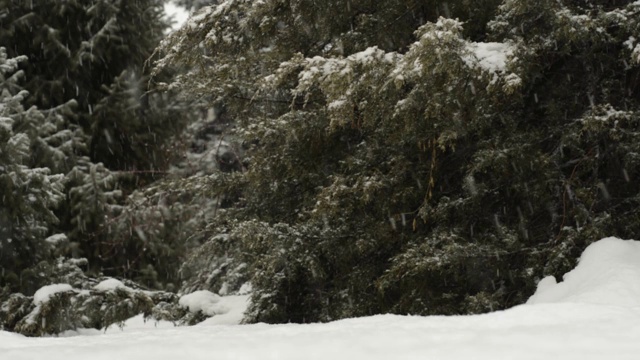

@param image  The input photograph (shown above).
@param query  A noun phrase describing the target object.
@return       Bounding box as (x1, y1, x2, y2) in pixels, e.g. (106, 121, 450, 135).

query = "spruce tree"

(0, 47, 74, 294)
(0, 0, 183, 172)
(0, 0, 195, 289)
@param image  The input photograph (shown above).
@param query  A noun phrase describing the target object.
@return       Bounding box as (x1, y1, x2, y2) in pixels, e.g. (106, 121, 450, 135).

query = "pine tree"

(90, 69, 186, 173)
(0, 47, 74, 294)
(0, 0, 185, 172)
(0, 55, 199, 330)
(0, 0, 195, 290)
(155, 0, 640, 323)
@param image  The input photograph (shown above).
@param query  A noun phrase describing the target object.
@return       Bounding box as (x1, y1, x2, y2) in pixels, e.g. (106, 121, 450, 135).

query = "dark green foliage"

(90, 69, 186, 172)
(0, 48, 73, 292)
(0, 0, 186, 172)
(97, 173, 225, 290)
(1, 0, 224, 337)
(155, 0, 640, 323)
(0, 258, 191, 337)
(4, 0, 640, 336)
(0, 0, 165, 110)
(0, 0, 196, 299)
(155, 0, 502, 113)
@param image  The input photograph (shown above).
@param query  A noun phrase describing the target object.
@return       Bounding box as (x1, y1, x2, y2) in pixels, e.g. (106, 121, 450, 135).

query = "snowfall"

(2, 237, 640, 359)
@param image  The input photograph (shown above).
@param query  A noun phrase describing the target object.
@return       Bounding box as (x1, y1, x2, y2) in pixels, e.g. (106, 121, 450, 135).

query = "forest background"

(1, 0, 639, 336)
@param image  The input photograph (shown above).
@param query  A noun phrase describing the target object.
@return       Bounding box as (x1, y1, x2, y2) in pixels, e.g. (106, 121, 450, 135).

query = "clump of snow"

(528, 237, 640, 307)
(328, 99, 347, 109)
(197, 295, 250, 326)
(464, 42, 514, 73)
(346, 46, 397, 65)
(0, 116, 13, 132)
(94, 278, 131, 292)
(184, 5, 214, 31)
(623, 36, 636, 50)
(4, 301, 640, 359)
(45, 233, 67, 245)
(503, 72, 522, 88)
(632, 44, 640, 64)
(33, 284, 73, 304)
(179, 290, 228, 316)
(237, 282, 252, 295)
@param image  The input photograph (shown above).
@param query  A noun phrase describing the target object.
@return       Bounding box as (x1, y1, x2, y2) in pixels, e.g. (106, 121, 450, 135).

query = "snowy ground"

(2, 237, 640, 360)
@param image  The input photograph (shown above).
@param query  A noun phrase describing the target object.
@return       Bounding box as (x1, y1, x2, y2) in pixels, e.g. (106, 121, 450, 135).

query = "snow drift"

(528, 237, 640, 307)
(1, 237, 640, 360)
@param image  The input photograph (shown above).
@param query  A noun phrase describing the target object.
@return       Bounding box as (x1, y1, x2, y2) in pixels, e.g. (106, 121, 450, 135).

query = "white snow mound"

(179, 290, 229, 316)
(94, 278, 131, 292)
(528, 237, 640, 307)
(33, 284, 73, 304)
(197, 295, 250, 326)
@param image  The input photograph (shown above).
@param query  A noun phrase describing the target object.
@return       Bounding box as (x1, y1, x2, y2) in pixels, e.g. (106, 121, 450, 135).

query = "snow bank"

(3, 303, 640, 360)
(33, 284, 73, 304)
(528, 237, 640, 307)
(3, 238, 640, 360)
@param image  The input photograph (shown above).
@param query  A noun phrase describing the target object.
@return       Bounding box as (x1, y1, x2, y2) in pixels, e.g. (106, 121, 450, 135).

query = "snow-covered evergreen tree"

(154, 0, 640, 322)
(0, 257, 192, 337)
(0, 0, 186, 171)
(0, 0, 196, 289)
(0, 48, 76, 293)
(0, 1, 230, 337)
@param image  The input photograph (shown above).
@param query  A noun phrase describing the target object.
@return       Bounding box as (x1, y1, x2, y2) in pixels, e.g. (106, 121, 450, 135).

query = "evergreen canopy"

(0, 0, 190, 298)
(155, 0, 640, 322)
(0, 48, 69, 293)
(0, 0, 202, 336)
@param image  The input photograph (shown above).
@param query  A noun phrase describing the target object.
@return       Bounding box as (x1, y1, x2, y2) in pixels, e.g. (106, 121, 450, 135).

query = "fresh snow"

(464, 42, 514, 73)
(32, 284, 73, 304)
(197, 295, 249, 326)
(3, 237, 640, 359)
(179, 290, 224, 316)
(178, 291, 249, 324)
(527, 237, 640, 307)
(44, 233, 67, 245)
(93, 278, 131, 292)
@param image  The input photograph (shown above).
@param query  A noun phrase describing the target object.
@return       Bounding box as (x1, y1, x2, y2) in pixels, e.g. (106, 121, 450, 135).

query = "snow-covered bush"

(0, 258, 190, 336)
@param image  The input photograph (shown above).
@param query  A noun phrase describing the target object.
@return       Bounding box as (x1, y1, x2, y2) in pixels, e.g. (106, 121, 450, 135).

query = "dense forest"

(1, 0, 639, 335)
